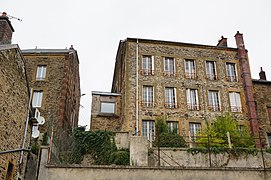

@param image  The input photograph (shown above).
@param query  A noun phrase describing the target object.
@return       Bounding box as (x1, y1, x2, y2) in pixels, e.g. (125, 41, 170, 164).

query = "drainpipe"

(136, 39, 139, 135)
(20, 88, 33, 164)
(235, 31, 260, 146)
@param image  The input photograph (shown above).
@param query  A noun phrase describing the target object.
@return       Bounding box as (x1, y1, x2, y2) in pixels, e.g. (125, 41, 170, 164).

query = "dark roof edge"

(252, 79, 271, 84)
(125, 38, 238, 51)
(92, 91, 121, 96)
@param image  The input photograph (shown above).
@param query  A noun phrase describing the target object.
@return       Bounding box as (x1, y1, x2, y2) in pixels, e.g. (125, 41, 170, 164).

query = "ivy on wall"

(68, 127, 129, 165)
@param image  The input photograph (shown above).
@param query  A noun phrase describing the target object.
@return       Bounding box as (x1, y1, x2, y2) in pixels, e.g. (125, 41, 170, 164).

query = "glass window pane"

(101, 102, 115, 113)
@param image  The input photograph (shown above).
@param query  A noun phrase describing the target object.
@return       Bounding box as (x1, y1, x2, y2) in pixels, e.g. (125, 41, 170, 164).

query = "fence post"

(157, 128, 161, 166)
(207, 135, 212, 167)
(259, 134, 266, 170)
(227, 131, 232, 149)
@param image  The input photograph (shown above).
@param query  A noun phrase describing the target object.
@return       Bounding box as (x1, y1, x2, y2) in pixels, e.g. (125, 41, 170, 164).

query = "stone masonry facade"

(22, 48, 81, 153)
(91, 33, 260, 142)
(253, 78, 271, 146)
(112, 38, 248, 137)
(0, 46, 31, 180)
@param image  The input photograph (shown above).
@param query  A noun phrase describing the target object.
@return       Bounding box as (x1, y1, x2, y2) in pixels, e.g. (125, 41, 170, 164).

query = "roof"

(252, 79, 271, 84)
(0, 44, 19, 51)
(92, 91, 121, 96)
(21, 49, 74, 54)
(126, 38, 238, 51)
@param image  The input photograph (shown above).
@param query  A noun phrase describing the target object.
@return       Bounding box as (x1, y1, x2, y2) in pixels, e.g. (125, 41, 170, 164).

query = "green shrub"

(154, 132, 187, 147)
(31, 143, 39, 155)
(69, 127, 117, 164)
(196, 114, 254, 148)
(109, 150, 130, 165)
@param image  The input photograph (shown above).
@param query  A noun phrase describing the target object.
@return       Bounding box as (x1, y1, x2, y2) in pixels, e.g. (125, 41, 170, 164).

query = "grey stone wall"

(0, 47, 30, 179)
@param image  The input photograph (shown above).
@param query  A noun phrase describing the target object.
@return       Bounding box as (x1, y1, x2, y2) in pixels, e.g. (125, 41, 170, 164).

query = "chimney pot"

(1, 12, 7, 17)
(259, 67, 267, 80)
(217, 36, 227, 47)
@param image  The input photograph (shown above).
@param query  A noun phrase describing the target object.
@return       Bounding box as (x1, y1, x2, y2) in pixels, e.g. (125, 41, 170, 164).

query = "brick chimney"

(216, 36, 227, 47)
(0, 12, 14, 45)
(235, 31, 260, 144)
(259, 67, 267, 80)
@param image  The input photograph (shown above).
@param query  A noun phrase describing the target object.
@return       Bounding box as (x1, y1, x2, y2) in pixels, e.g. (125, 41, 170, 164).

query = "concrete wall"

(130, 136, 149, 166)
(114, 132, 129, 149)
(149, 148, 271, 168)
(38, 147, 271, 180)
(39, 165, 271, 180)
(0, 46, 30, 179)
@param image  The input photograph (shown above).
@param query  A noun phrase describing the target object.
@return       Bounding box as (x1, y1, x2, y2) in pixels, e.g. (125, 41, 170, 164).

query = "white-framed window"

(165, 87, 177, 108)
(36, 65, 47, 80)
(142, 55, 154, 75)
(206, 61, 217, 80)
(208, 90, 221, 111)
(186, 89, 199, 110)
(164, 57, 175, 76)
(189, 123, 201, 141)
(32, 91, 43, 107)
(142, 120, 155, 141)
(226, 62, 238, 82)
(100, 102, 115, 113)
(229, 92, 242, 112)
(142, 86, 154, 107)
(185, 59, 196, 79)
(167, 121, 179, 134)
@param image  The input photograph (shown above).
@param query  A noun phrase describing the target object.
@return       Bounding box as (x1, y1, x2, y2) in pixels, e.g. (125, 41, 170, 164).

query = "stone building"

(22, 46, 81, 152)
(253, 68, 271, 146)
(91, 32, 259, 143)
(0, 13, 31, 180)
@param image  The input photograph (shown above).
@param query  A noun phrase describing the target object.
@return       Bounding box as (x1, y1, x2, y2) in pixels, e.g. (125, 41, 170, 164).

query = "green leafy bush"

(154, 132, 186, 147)
(196, 114, 254, 148)
(69, 127, 117, 164)
(154, 116, 186, 148)
(109, 149, 130, 165)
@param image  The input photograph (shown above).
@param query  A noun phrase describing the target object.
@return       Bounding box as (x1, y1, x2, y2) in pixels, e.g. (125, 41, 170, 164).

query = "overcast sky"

(2, 0, 271, 129)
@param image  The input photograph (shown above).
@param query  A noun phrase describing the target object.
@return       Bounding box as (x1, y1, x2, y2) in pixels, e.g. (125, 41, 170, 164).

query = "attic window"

(100, 102, 115, 113)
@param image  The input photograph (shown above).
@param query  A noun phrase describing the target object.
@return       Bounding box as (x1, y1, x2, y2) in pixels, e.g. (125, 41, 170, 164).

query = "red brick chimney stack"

(259, 67, 267, 80)
(0, 12, 14, 45)
(235, 31, 260, 144)
(216, 36, 228, 47)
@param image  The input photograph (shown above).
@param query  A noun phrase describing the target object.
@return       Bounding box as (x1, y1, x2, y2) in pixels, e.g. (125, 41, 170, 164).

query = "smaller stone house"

(91, 91, 122, 131)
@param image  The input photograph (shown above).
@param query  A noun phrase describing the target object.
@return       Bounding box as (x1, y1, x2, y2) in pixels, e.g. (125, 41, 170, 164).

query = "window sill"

(98, 113, 119, 117)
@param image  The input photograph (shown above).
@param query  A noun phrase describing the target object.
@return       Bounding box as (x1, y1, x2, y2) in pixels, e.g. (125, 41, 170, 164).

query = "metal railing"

(148, 132, 270, 169)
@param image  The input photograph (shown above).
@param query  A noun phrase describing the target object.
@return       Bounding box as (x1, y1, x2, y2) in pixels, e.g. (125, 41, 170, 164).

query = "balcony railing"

(187, 103, 200, 111)
(206, 73, 217, 80)
(185, 72, 196, 79)
(141, 69, 154, 76)
(142, 101, 154, 107)
(226, 75, 238, 82)
(208, 105, 221, 111)
(164, 71, 176, 77)
(165, 102, 177, 108)
(230, 106, 242, 112)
